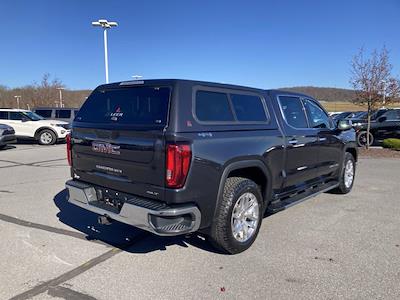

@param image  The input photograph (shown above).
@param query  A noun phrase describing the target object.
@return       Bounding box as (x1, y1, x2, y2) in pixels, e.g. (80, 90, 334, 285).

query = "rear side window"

(0, 112, 8, 119)
(9, 112, 23, 120)
(195, 91, 234, 122)
(279, 96, 308, 128)
(231, 94, 267, 122)
(35, 110, 52, 118)
(56, 110, 71, 118)
(76, 87, 170, 126)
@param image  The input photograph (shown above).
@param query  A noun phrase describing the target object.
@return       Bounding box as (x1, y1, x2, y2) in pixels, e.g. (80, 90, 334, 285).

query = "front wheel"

(209, 177, 263, 254)
(38, 129, 57, 145)
(331, 152, 356, 194)
(357, 131, 374, 147)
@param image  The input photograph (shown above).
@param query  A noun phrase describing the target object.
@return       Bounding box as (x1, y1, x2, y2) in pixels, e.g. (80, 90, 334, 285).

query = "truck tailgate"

(72, 127, 165, 200)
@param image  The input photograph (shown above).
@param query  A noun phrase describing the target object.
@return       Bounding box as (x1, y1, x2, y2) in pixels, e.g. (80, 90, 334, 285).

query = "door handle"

(288, 139, 298, 145)
(319, 137, 327, 142)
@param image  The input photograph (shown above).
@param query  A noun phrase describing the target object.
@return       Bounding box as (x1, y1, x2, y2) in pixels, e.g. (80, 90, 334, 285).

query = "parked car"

(0, 109, 70, 145)
(354, 109, 400, 146)
(332, 111, 353, 121)
(33, 107, 79, 123)
(65, 79, 357, 254)
(0, 124, 16, 149)
(347, 111, 368, 121)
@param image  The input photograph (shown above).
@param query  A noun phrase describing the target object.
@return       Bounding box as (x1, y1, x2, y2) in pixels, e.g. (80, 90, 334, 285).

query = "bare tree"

(34, 73, 65, 106)
(350, 47, 400, 148)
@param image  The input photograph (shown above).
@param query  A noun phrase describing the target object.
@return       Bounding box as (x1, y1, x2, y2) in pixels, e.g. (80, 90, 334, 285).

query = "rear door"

(277, 95, 319, 188)
(71, 85, 171, 201)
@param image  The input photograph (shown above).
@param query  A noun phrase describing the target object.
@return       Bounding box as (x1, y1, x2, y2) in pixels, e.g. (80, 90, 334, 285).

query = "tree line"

(0, 73, 91, 109)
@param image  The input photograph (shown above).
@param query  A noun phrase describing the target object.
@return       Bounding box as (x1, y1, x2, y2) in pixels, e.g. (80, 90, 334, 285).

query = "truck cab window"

(279, 96, 308, 128)
(303, 99, 332, 129)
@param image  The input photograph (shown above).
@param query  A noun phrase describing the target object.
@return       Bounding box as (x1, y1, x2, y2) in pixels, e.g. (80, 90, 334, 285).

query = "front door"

(302, 98, 342, 178)
(278, 95, 320, 189)
(7, 112, 32, 137)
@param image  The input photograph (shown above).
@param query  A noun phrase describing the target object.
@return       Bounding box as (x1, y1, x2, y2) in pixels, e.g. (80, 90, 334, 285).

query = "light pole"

(380, 80, 387, 108)
(14, 95, 21, 109)
(92, 19, 118, 84)
(57, 87, 64, 108)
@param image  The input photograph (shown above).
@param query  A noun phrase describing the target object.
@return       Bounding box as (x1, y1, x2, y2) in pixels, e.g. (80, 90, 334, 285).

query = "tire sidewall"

(340, 153, 356, 193)
(224, 181, 263, 253)
(357, 131, 373, 147)
(38, 130, 56, 145)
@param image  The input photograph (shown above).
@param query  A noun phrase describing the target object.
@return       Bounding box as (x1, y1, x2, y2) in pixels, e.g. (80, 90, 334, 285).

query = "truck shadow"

(53, 189, 221, 254)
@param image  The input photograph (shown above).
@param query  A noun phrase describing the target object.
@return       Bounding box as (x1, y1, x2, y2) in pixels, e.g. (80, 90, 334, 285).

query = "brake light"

(166, 144, 191, 188)
(66, 134, 72, 166)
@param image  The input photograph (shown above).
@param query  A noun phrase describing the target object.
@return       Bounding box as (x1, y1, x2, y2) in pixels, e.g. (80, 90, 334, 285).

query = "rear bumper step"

(65, 180, 201, 236)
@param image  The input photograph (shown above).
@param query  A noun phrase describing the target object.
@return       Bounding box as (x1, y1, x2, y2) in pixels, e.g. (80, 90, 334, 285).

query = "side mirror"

(337, 119, 352, 131)
(21, 117, 29, 122)
(378, 116, 387, 123)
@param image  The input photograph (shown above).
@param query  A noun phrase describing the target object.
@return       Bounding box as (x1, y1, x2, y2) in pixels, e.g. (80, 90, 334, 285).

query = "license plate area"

(89, 187, 131, 214)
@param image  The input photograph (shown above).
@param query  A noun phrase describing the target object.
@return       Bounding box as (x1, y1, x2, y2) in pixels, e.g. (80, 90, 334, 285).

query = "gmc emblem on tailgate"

(92, 142, 121, 155)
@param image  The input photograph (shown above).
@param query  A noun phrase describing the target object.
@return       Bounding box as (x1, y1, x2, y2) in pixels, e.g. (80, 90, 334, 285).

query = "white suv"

(0, 109, 70, 145)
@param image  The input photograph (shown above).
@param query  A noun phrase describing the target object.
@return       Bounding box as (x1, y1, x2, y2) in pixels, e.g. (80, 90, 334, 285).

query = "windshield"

(75, 86, 171, 127)
(22, 111, 44, 121)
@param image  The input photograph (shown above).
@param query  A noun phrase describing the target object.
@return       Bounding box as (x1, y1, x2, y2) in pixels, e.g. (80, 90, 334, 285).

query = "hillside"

(279, 86, 357, 102)
(1, 84, 357, 109)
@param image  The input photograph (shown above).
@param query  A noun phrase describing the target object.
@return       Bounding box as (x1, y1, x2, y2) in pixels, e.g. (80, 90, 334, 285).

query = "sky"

(1, 0, 399, 90)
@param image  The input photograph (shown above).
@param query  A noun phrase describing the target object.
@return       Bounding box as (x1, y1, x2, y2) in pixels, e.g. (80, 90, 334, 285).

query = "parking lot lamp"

(14, 95, 21, 109)
(132, 75, 143, 80)
(92, 19, 118, 84)
(57, 87, 64, 108)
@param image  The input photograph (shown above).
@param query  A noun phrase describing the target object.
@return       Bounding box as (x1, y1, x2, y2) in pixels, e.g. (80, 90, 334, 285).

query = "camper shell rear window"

(75, 86, 171, 127)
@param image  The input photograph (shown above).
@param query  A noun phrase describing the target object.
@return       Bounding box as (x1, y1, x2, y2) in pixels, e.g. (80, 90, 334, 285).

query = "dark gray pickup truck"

(65, 79, 357, 254)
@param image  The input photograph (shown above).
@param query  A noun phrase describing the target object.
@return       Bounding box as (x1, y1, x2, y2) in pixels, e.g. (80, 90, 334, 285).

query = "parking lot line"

(0, 213, 106, 246)
(0, 158, 66, 169)
(9, 233, 149, 300)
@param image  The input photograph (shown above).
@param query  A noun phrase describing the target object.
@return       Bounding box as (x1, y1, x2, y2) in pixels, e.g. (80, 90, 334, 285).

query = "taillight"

(66, 134, 72, 166)
(166, 144, 191, 188)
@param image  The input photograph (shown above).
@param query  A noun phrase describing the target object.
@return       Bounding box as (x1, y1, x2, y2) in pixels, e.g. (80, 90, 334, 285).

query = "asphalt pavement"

(0, 143, 399, 299)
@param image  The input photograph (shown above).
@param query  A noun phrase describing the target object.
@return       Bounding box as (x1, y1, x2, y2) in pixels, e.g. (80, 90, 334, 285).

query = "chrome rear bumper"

(65, 180, 201, 236)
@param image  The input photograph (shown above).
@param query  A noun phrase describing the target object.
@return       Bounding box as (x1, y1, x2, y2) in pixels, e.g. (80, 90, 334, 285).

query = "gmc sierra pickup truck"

(65, 79, 357, 254)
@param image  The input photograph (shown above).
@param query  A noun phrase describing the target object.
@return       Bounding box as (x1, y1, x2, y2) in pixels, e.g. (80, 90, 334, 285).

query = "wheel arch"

(215, 160, 273, 216)
(34, 127, 58, 140)
(345, 146, 358, 162)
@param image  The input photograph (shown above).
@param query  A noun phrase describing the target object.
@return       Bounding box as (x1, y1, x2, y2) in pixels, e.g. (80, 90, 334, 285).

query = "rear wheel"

(357, 131, 373, 147)
(209, 177, 263, 254)
(38, 129, 56, 145)
(331, 152, 355, 194)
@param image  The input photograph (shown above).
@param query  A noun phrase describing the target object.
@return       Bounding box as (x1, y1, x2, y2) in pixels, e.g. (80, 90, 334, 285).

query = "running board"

(266, 181, 339, 214)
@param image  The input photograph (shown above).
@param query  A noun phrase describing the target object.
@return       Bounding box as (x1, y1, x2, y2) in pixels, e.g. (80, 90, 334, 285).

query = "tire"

(357, 131, 374, 147)
(38, 129, 56, 145)
(331, 152, 356, 194)
(0, 145, 6, 150)
(209, 177, 263, 254)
